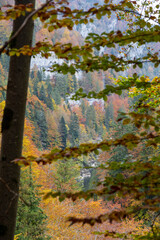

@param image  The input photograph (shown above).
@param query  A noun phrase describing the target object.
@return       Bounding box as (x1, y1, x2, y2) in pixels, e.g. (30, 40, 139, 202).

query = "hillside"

(0, 0, 159, 239)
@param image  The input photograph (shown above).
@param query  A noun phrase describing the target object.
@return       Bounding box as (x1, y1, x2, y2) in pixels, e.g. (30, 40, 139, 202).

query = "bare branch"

(0, 85, 7, 91)
(0, 0, 52, 55)
(19, 196, 31, 207)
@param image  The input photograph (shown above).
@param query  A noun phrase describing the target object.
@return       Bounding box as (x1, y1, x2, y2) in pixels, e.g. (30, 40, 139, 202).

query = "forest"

(0, 0, 159, 239)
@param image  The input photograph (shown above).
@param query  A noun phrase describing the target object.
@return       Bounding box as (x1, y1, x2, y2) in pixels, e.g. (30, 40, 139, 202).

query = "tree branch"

(0, 85, 6, 91)
(0, 0, 52, 55)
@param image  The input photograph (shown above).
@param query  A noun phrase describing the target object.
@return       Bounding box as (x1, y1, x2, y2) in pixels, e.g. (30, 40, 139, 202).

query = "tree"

(15, 166, 49, 240)
(0, 0, 35, 238)
(58, 116, 67, 150)
(54, 74, 68, 99)
(104, 100, 114, 131)
(52, 87, 61, 105)
(0, 0, 160, 239)
(33, 77, 39, 97)
(39, 84, 47, 103)
(69, 112, 79, 147)
(33, 101, 49, 149)
(37, 70, 42, 82)
(85, 105, 97, 133)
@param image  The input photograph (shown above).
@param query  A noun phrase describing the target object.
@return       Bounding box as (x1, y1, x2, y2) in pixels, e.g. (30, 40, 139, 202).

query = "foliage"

(14, 233, 22, 240)
(0, 0, 160, 239)
(69, 112, 80, 147)
(15, 166, 50, 240)
(58, 116, 67, 150)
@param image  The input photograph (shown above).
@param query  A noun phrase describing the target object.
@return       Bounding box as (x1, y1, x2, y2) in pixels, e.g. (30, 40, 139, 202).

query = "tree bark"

(0, 0, 35, 239)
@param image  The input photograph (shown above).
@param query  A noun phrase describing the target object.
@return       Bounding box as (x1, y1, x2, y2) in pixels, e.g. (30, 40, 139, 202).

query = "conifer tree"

(58, 116, 67, 150)
(55, 75, 67, 98)
(69, 113, 79, 147)
(52, 87, 61, 105)
(39, 85, 47, 103)
(15, 166, 50, 240)
(33, 77, 39, 97)
(104, 100, 114, 131)
(46, 96, 54, 111)
(37, 70, 42, 82)
(47, 83, 53, 97)
(30, 70, 34, 79)
(73, 74, 78, 92)
(86, 105, 97, 131)
(80, 100, 86, 116)
(33, 101, 49, 149)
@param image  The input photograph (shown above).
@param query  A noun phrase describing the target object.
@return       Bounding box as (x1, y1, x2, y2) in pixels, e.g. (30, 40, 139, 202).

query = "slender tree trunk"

(0, 0, 35, 239)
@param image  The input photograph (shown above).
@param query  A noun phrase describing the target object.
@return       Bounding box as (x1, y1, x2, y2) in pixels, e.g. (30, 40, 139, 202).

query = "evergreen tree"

(15, 166, 50, 240)
(104, 100, 114, 131)
(47, 83, 53, 97)
(33, 77, 39, 97)
(86, 72, 93, 93)
(73, 74, 78, 92)
(45, 74, 50, 84)
(30, 70, 34, 79)
(97, 122, 103, 136)
(83, 168, 98, 199)
(108, 109, 134, 176)
(85, 105, 97, 131)
(37, 70, 42, 82)
(52, 87, 61, 105)
(69, 113, 79, 146)
(39, 85, 47, 103)
(58, 116, 67, 150)
(80, 100, 86, 116)
(46, 96, 54, 110)
(33, 101, 49, 149)
(55, 74, 68, 98)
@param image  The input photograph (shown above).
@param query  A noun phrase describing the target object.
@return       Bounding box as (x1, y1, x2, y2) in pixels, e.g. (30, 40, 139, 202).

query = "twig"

(19, 196, 31, 207)
(0, 85, 7, 91)
(0, 0, 52, 55)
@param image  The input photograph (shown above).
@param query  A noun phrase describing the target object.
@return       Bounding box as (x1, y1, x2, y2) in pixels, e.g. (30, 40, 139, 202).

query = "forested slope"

(0, 0, 159, 239)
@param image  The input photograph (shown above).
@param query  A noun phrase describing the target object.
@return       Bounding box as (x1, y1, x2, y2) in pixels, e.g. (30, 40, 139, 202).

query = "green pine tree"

(33, 77, 39, 97)
(52, 87, 61, 105)
(37, 70, 42, 82)
(55, 74, 68, 99)
(58, 116, 67, 150)
(104, 100, 114, 131)
(85, 105, 97, 131)
(80, 100, 86, 116)
(33, 101, 49, 149)
(69, 113, 79, 147)
(15, 166, 50, 240)
(30, 70, 34, 79)
(39, 85, 47, 103)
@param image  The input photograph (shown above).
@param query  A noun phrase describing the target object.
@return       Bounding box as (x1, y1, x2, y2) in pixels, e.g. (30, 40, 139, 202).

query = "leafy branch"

(0, 0, 52, 55)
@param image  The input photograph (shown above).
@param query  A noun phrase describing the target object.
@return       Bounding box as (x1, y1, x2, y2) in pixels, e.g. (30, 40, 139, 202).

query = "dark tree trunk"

(0, 0, 35, 239)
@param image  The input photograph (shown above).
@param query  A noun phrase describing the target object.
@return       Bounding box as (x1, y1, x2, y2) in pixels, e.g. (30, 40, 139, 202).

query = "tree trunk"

(0, 0, 35, 239)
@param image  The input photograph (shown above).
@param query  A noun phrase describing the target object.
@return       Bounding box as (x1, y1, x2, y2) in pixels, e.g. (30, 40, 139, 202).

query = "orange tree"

(0, 0, 160, 239)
